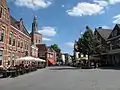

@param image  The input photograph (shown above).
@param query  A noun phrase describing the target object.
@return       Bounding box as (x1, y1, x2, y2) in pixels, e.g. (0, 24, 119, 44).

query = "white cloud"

(66, 2, 104, 16)
(66, 0, 120, 17)
(43, 37, 52, 41)
(102, 25, 111, 29)
(65, 42, 74, 47)
(113, 14, 120, 24)
(12, 0, 52, 10)
(109, 0, 120, 4)
(94, 0, 120, 5)
(93, 0, 108, 7)
(39, 27, 57, 36)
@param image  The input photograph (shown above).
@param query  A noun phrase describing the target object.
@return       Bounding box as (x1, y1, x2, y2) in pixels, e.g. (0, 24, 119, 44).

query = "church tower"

(32, 16, 38, 32)
(31, 16, 42, 45)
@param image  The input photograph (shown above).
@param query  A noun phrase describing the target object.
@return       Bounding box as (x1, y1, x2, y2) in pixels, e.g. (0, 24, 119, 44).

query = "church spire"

(32, 16, 38, 32)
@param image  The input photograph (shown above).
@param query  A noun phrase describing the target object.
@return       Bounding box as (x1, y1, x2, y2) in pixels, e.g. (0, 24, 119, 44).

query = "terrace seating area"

(0, 56, 46, 78)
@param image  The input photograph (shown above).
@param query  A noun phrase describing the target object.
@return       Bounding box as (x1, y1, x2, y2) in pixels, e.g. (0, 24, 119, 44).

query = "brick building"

(0, 0, 43, 67)
(47, 46, 57, 66)
(36, 44, 57, 66)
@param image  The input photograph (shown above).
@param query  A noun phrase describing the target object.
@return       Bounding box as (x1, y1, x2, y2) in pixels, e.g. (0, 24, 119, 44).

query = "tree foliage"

(51, 44, 61, 53)
(50, 44, 61, 57)
(78, 26, 100, 56)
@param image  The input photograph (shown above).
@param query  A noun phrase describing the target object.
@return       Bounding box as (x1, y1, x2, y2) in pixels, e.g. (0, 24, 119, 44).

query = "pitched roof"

(36, 44, 47, 51)
(47, 46, 55, 52)
(10, 16, 30, 36)
(10, 16, 19, 29)
(96, 28, 112, 40)
(117, 24, 120, 28)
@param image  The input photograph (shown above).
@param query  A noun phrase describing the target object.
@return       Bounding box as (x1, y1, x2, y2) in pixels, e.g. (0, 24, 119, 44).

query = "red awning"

(48, 59, 55, 64)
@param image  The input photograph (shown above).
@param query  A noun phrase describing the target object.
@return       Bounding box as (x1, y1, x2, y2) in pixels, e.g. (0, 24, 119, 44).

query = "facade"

(73, 40, 80, 60)
(94, 27, 112, 53)
(107, 24, 120, 66)
(30, 17, 42, 58)
(0, 0, 31, 67)
(61, 54, 65, 64)
(30, 16, 42, 45)
(31, 45, 38, 58)
(47, 46, 57, 66)
(36, 44, 57, 66)
(93, 25, 120, 66)
(36, 44, 47, 60)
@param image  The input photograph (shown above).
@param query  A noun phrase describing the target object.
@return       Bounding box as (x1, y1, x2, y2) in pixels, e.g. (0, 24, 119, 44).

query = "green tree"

(51, 44, 61, 53)
(78, 26, 100, 57)
(50, 44, 61, 61)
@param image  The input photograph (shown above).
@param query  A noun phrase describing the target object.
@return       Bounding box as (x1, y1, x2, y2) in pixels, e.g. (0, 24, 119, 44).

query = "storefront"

(0, 50, 3, 65)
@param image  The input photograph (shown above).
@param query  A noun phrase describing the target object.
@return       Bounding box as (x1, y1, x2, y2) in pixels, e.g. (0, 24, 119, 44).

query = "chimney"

(8, 8, 10, 13)
(20, 18, 23, 31)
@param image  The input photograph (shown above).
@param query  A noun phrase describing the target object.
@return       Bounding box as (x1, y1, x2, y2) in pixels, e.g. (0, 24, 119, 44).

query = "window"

(0, 30, 4, 42)
(25, 42, 28, 50)
(26, 44, 28, 50)
(9, 33, 12, 45)
(39, 40, 41, 43)
(0, 7, 2, 18)
(50, 54, 53, 58)
(18, 40, 20, 47)
(12, 53, 15, 66)
(0, 50, 3, 65)
(21, 42, 23, 48)
(12, 37, 15, 46)
(47, 54, 49, 58)
(25, 51, 28, 56)
(36, 38, 37, 43)
(25, 43, 26, 49)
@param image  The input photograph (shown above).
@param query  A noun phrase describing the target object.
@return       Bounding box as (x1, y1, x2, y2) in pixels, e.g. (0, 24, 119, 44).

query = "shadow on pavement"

(49, 67, 80, 70)
(99, 67, 120, 70)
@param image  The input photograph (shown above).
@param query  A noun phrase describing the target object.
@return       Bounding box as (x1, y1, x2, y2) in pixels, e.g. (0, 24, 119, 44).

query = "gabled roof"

(117, 24, 120, 28)
(95, 28, 112, 40)
(22, 24, 30, 36)
(10, 16, 19, 29)
(36, 44, 47, 51)
(108, 24, 120, 39)
(10, 16, 30, 36)
(47, 46, 55, 52)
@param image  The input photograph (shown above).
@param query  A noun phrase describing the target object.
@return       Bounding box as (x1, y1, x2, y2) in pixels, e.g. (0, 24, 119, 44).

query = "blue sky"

(7, 0, 120, 55)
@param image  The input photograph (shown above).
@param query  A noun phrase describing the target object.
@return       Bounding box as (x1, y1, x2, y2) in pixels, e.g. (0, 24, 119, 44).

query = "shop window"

(11, 53, 15, 65)
(25, 51, 28, 56)
(8, 61, 10, 65)
(0, 50, 3, 65)
(0, 30, 4, 42)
